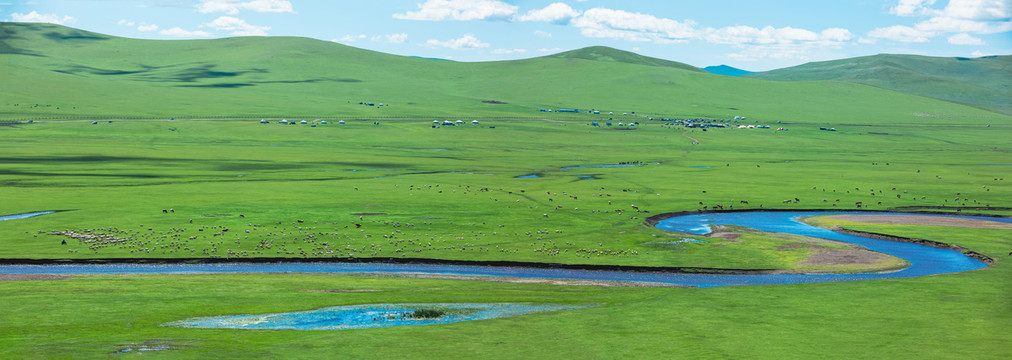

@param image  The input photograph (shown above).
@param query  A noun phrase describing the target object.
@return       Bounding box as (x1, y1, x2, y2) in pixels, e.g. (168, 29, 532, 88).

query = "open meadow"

(2, 116, 1011, 358)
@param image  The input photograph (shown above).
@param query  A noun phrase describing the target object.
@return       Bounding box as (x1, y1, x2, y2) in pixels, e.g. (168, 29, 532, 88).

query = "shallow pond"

(165, 303, 591, 330)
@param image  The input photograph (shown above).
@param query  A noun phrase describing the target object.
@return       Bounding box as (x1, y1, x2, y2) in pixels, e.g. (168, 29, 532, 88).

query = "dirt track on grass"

(681, 131, 699, 144)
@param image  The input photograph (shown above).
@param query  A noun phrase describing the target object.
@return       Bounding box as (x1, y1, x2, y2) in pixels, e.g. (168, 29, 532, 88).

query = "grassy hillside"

(544, 46, 705, 72)
(746, 54, 1012, 115)
(2, 23, 1008, 125)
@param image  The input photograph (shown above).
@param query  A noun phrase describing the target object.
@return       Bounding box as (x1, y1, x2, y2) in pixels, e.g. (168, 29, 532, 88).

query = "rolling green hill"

(1, 23, 1008, 124)
(746, 54, 1012, 115)
(544, 46, 705, 72)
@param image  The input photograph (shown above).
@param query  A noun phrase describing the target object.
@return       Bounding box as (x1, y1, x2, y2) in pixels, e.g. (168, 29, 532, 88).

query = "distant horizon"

(3, 1, 1011, 71)
(11, 22, 1010, 75)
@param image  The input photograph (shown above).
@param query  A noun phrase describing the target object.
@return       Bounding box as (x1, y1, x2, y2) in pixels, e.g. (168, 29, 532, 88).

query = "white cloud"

(159, 27, 211, 37)
(703, 26, 851, 50)
(340, 33, 408, 44)
(876, 0, 1012, 42)
(425, 34, 489, 49)
(970, 50, 995, 56)
(708, 26, 852, 62)
(491, 48, 527, 54)
(10, 11, 74, 25)
(948, 32, 986, 44)
(563, 6, 852, 61)
(203, 16, 270, 36)
(117, 19, 135, 26)
(890, 0, 939, 16)
(538, 47, 563, 52)
(915, 14, 1012, 33)
(137, 24, 158, 32)
(534, 30, 552, 38)
(197, 0, 294, 15)
(394, 0, 517, 21)
(867, 25, 933, 42)
(706, 26, 811, 45)
(726, 44, 818, 62)
(339, 34, 367, 42)
(517, 2, 580, 23)
(940, 0, 1011, 21)
(374, 33, 408, 43)
(820, 28, 854, 42)
(570, 8, 697, 43)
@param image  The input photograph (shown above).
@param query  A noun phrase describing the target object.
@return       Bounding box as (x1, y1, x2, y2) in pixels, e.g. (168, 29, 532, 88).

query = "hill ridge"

(746, 53, 1012, 114)
(1, 22, 1009, 123)
(544, 46, 704, 72)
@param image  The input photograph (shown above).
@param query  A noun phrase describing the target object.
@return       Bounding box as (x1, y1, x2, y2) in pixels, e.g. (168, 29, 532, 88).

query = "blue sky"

(3, 0, 1010, 71)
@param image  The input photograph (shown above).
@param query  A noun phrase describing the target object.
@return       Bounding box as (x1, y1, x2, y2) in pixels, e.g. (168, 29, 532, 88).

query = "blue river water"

(0, 211, 54, 221)
(0, 211, 1006, 288)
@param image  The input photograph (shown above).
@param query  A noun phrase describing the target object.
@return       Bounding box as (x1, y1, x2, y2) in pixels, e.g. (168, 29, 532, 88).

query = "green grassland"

(1, 219, 1009, 359)
(2, 119, 1009, 269)
(1, 23, 1011, 359)
(747, 54, 1012, 115)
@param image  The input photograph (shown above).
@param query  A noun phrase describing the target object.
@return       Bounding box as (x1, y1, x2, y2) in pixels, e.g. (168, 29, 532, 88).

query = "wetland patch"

(164, 303, 592, 330)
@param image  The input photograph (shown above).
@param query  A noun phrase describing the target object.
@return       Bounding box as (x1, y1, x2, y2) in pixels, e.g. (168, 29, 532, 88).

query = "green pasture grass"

(1, 118, 1009, 271)
(1, 218, 1009, 359)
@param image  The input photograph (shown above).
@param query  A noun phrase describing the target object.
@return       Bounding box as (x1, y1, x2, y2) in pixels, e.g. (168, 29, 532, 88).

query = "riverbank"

(797, 214, 1002, 265)
(0, 256, 778, 275)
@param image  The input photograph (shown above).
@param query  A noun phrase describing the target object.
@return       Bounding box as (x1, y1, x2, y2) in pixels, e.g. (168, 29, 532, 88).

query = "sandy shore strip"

(824, 214, 1012, 229)
(337, 272, 689, 288)
(0, 274, 76, 281)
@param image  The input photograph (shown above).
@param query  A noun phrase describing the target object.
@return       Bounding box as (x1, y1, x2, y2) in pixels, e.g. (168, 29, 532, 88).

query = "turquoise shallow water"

(164, 303, 592, 330)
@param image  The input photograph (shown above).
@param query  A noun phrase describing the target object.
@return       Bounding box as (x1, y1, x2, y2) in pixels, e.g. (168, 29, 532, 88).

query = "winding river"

(1, 211, 1007, 288)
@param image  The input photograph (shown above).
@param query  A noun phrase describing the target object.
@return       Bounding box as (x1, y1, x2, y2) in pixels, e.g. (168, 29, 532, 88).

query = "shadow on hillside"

(0, 27, 44, 57)
(49, 62, 363, 88)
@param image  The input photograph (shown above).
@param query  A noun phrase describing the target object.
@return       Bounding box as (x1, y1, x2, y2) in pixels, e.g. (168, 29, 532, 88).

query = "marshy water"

(165, 303, 591, 330)
(517, 163, 647, 179)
